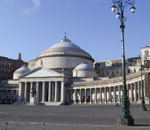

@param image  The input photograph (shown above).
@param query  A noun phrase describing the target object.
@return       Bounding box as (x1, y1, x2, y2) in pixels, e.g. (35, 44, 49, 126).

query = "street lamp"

(111, 0, 136, 126)
(140, 57, 147, 111)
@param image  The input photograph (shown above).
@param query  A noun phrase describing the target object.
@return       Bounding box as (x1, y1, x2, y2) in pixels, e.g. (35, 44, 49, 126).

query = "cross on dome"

(64, 32, 67, 39)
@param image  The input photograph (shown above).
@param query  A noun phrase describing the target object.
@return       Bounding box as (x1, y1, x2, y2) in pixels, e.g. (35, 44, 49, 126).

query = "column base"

(117, 118, 134, 126)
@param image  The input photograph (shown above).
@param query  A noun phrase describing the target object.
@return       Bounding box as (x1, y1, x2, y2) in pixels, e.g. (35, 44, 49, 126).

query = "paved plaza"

(0, 104, 150, 130)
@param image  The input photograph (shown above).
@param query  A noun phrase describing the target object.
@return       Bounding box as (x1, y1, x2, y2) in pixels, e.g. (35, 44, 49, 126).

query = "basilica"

(0, 36, 150, 105)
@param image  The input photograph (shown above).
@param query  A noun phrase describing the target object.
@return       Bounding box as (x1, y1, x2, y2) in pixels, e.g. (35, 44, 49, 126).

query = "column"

(109, 87, 112, 103)
(30, 82, 33, 100)
(138, 81, 141, 100)
(61, 81, 65, 104)
(48, 82, 51, 102)
(55, 81, 58, 102)
(24, 82, 27, 102)
(128, 84, 131, 102)
(84, 89, 87, 104)
(90, 88, 92, 104)
(143, 80, 146, 98)
(131, 84, 133, 102)
(118, 85, 121, 103)
(100, 88, 102, 103)
(104, 87, 107, 103)
(74, 89, 77, 104)
(79, 89, 82, 104)
(42, 82, 45, 102)
(36, 82, 39, 104)
(113, 87, 116, 103)
(127, 84, 129, 97)
(95, 88, 97, 103)
(18, 82, 22, 101)
(134, 82, 137, 102)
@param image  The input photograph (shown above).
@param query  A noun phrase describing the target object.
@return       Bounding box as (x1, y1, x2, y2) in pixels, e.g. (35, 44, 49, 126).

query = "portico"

(18, 67, 66, 105)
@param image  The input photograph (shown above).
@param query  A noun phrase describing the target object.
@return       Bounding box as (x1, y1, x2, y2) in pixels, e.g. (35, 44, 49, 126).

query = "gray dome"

(74, 63, 95, 71)
(73, 63, 97, 78)
(50, 38, 80, 49)
(34, 37, 94, 75)
(14, 65, 30, 74)
(13, 65, 30, 79)
(38, 37, 93, 60)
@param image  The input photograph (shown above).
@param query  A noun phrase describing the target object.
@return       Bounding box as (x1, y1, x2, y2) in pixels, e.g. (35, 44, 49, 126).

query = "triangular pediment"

(21, 67, 64, 78)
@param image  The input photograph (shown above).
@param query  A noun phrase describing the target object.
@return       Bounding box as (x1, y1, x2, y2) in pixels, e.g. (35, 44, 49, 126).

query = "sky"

(0, 0, 150, 62)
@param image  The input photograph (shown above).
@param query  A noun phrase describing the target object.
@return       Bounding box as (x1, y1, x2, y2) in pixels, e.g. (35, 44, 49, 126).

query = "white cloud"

(23, 0, 41, 15)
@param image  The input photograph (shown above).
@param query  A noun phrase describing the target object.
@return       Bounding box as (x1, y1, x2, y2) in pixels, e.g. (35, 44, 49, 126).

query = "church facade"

(0, 37, 150, 105)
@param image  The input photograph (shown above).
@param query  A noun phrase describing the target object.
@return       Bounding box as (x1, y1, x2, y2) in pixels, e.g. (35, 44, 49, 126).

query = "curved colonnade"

(70, 72, 149, 104)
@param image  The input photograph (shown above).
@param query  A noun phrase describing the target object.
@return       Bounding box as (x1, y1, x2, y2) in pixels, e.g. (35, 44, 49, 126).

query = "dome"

(38, 36, 93, 60)
(35, 36, 94, 74)
(13, 65, 30, 79)
(50, 38, 80, 49)
(74, 62, 95, 71)
(15, 65, 30, 74)
(73, 63, 97, 78)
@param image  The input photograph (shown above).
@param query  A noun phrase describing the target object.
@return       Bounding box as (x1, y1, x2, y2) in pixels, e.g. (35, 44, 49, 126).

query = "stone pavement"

(0, 104, 150, 130)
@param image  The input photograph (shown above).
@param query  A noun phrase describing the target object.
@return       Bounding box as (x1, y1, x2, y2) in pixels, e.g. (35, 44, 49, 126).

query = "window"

(145, 50, 149, 56)
(116, 70, 118, 74)
(106, 71, 109, 76)
(134, 69, 136, 73)
(8, 63, 11, 66)
(128, 69, 130, 74)
(4, 62, 7, 66)
(112, 71, 114, 76)
(1, 61, 3, 66)
(13, 63, 15, 67)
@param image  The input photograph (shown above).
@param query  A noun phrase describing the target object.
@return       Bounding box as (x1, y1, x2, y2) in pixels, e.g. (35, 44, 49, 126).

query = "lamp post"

(111, 0, 136, 126)
(140, 57, 147, 111)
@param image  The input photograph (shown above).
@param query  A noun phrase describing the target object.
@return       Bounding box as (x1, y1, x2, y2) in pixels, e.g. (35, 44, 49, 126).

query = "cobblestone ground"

(0, 104, 150, 130)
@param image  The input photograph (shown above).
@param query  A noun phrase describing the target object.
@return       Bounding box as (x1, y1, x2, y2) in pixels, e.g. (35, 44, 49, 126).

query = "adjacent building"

(94, 46, 150, 77)
(0, 53, 26, 81)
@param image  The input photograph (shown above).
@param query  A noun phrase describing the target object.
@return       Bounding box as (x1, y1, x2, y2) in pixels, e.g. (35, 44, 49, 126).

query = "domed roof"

(74, 62, 95, 71)
(50, 38, 80, 49)
(38, 36, 93, 60)
(14, 65, 30, 74)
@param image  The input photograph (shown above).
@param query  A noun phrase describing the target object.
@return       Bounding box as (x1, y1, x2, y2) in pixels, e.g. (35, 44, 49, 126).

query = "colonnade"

(18, 80, 64, 104)
(72, 80, 145, 104)
(0, 89, 17, 103)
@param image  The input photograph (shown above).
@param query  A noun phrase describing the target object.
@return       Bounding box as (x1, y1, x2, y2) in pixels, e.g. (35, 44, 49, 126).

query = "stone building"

(0, 53, 26, 81)
(0, 53, 26, 104)
(0, 37, 150, 105)
(94, 46, 150, 77)
(94, 57, 141, 77)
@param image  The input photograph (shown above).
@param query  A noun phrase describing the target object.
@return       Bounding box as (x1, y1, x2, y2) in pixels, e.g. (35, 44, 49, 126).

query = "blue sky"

(0, 0, 150, 62)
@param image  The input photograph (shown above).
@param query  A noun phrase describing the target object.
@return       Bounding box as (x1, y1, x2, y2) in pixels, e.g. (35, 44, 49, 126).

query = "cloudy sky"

(0, 0, 150, 62)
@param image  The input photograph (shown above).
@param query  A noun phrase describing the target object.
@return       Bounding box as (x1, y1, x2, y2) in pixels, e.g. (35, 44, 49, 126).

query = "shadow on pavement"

(134, 124, 150, 127)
